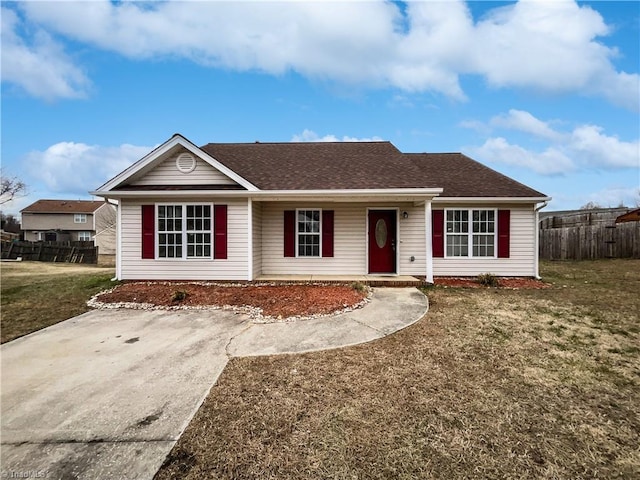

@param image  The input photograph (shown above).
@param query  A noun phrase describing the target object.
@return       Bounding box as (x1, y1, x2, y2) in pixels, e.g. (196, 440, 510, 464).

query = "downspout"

(534, 201, 549, 280)
(113, 198, 121, 281)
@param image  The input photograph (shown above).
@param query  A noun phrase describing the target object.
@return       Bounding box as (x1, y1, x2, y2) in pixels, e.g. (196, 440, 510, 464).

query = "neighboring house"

(21, 200, 117, 254)
(616, 208, 640, 224)
(92, 134, 550, 282)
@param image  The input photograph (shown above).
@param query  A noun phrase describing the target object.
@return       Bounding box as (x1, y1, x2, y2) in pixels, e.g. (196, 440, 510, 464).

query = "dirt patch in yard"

(1, 260, 114, 277)
(92, 283, 368, 319)
(435, 277, 550, 289)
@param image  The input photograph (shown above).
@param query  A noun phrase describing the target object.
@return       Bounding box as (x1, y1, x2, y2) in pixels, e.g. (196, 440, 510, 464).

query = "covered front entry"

(368, 210, 397, 274)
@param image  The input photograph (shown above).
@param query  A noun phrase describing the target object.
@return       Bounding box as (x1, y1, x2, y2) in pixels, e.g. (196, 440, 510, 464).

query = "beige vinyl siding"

(119, 198, 248, 280)
(260, 202, 428, 276)
(397, 203, 428, 277)
(21, 212, 94, 231)
(94, 227, 116, 255)
(262, 203, 367, 275)
(252, 202, 263, 279)
(130, 151, 238, 187)
(432, 204, 537, 277)
(94, 203, 117, 254)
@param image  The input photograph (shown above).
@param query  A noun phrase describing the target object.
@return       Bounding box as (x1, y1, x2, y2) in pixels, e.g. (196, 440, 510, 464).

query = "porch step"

(255, 275, 425, 287)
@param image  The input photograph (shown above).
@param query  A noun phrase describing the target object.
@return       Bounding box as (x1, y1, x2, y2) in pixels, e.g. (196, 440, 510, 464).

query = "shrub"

(171, 290, 189, 302)
(350, 281, 367, 293)
(477, 273, 500, 287)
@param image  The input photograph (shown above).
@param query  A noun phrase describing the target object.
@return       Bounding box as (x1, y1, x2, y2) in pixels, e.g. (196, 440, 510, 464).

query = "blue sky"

(1, 0, 639, 216)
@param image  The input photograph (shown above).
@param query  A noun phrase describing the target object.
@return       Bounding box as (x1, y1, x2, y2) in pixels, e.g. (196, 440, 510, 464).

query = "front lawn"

(156, 259, 640, 479)
(0, 262, 116, 343)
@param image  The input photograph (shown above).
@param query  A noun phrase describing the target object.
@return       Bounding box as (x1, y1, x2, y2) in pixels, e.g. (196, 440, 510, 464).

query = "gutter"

(535, 200, 549, 212)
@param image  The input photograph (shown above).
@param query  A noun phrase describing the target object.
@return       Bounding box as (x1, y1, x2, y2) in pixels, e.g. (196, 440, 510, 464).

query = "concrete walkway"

(1, 287, 427, 480)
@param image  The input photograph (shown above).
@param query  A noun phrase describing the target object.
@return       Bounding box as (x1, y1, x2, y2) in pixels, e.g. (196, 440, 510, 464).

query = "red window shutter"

(284, 210, 296, 257)
(497, 209, 510, 258)
(432, 210, 444, 258)
(141, 205, 155, 259)
(214, 205, 228, 259)
(322, 210, 334, 257)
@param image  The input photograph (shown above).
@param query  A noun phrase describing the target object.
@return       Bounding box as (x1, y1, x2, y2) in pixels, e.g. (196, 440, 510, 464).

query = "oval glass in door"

(375, 219, 387, 248)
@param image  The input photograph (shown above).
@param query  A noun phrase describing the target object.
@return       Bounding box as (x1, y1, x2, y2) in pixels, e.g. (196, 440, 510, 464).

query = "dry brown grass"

(155, 260, 640, 480)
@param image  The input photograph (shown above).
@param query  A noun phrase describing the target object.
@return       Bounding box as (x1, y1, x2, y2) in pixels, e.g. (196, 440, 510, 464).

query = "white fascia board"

(91, 188, 443, 200)
(252, 188, 443, 202)
(95, 133, 259, 193)
(91, 190, 252, 199)
(434, 196, 551, 204)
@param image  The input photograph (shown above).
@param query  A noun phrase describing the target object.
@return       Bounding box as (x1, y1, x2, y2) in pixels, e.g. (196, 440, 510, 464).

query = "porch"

(255, 274, 425, 287)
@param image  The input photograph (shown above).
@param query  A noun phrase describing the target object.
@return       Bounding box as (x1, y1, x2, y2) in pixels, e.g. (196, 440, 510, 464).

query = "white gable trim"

(95, 133, 259, 192)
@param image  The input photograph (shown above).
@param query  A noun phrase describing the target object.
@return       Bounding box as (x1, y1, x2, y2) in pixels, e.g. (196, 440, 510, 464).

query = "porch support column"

(247, 197, 253, 281)
(424, 198, 434, 284)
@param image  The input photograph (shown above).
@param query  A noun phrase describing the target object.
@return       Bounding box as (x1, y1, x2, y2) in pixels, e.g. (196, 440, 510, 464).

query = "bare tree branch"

(0, 170, 27, 205)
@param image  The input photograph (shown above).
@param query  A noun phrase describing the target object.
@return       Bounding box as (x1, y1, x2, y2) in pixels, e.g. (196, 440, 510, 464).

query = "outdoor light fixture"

(402, 211, 409, 219)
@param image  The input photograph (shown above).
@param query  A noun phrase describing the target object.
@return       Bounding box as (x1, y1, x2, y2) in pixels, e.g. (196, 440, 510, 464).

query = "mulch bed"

(93, 283, 368, 318)
(91, 277, 548, 319)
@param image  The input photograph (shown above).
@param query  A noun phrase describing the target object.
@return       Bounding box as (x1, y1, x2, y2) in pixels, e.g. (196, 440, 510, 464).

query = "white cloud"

(569, 125, 640, 169)
(24, 142, 152, 195)
(1, 7, 90, 101)
(490, 110, 564, 142)
(459, 119, 491, 135)
(291, 129, 384, 143)
(466, 110, 639, 174)
(8, 0, 638, 107)
(468, 137, 575, 175)
(578, 186, 640, 209)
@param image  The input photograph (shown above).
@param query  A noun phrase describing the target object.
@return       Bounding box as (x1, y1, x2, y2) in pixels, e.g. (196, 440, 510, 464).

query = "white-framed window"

(446, 209, 495, 258)
(74, 213, 87, 223)
(157, 204, 212, 259)
(296, 209, 321, 257)
(78, 231, 91, 241)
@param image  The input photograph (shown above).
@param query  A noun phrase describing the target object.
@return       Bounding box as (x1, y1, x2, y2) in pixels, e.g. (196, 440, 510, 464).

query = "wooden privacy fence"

(1, 241, 98, 264)
(539, 222, 640, 260)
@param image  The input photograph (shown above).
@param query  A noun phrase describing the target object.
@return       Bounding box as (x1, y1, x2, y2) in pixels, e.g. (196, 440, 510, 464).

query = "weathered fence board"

(539, 222, 640, 260)
(1, 241, 98, 264)
(539, 209, 628, 229)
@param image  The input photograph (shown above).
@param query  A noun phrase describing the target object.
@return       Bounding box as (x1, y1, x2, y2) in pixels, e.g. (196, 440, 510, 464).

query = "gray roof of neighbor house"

(21, 200, 106, 214)
(200, 141, 546, 197)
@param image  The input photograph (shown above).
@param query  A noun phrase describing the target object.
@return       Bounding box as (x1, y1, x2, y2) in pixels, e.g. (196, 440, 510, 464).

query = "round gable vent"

(176, 153, 196, 173)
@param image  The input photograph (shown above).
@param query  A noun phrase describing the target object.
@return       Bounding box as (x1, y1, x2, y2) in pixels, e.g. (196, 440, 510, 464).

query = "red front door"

(368, 210, 396, 274)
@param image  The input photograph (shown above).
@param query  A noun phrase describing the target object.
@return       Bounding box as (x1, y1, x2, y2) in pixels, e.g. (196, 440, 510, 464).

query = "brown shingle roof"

(21, 200, 106, 214)
(406, 153, 546, 197)
(200, 142, 546, 197)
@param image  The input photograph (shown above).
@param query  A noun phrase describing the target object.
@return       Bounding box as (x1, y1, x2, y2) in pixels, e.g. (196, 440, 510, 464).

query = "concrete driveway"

(1, 288, 427, 480)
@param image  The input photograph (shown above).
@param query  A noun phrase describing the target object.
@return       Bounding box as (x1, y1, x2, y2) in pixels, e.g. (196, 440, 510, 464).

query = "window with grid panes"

(297, 209, 320, 257)
(186, 205, 211, 258)
(446, 209, 495, 257)
(157, 205, 213, 259)
(158, 205, 183, 258)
